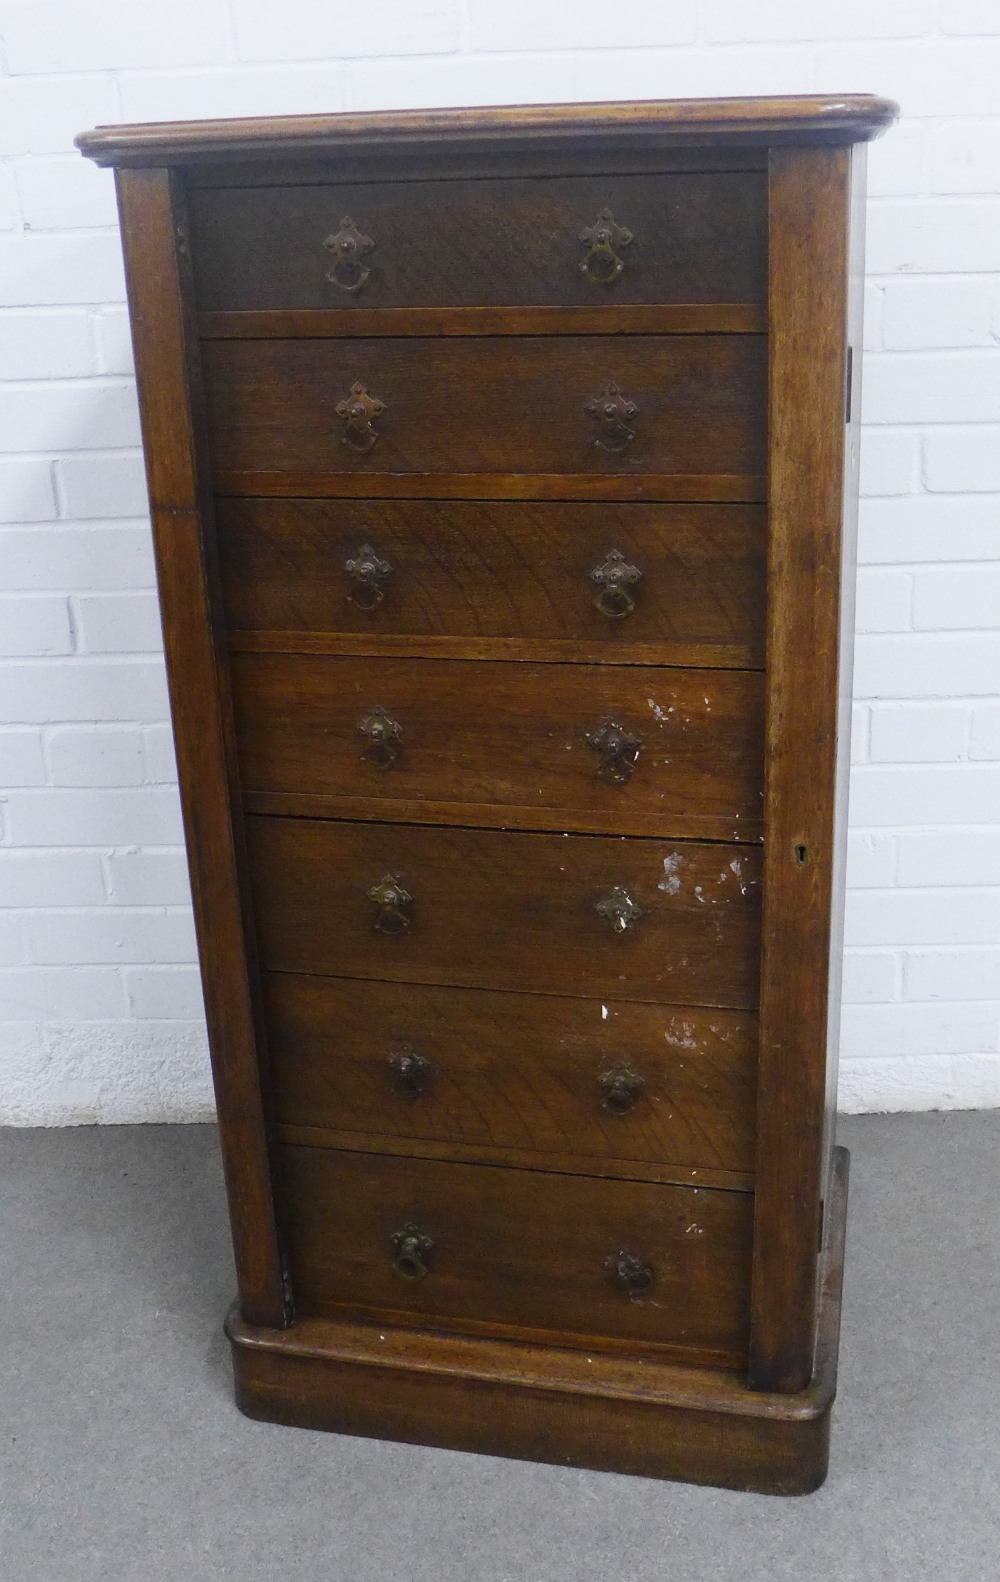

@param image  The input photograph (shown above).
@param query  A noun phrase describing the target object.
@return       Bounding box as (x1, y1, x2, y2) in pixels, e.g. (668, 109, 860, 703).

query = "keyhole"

(794, 843, 809, 866)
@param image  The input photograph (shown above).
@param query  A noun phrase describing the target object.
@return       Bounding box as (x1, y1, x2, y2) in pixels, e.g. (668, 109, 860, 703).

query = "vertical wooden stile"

(114, 167, 288, 1328)
(749, 146, 854, 1393)
(821, 143, 867, 1258)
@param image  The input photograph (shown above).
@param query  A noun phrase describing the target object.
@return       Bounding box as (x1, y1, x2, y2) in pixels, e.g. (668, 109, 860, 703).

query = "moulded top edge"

(75, 94, 899, 168)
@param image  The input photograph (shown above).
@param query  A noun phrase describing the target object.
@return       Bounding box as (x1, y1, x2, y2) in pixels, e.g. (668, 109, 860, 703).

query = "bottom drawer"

(281, 1145, 753, 1365)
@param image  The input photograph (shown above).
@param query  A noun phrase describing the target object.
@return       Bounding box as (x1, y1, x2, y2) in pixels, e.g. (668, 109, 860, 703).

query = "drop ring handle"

(579, 208, 634, 287)
(345, 543, 393, 609)
(586, 383, 639, 454)
(598, 1063, 645, 1114)
(336, 381, 386, 453)
(358, 705, 402, 768)
(324, 215, 375, 293)
(595, 885, 645, 935)
(605, 1248, 654, 1300)
(586, 718, 642, 785)
(590, 549, 643, 620)
(388, 1045, 430, 1098)
(367, 874, 413, 935)
(390, 1222, 433, 1280)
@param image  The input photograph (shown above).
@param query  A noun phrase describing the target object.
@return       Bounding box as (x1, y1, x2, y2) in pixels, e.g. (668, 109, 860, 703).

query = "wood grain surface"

(246, 816, 763, 1008)
(202, 334, 766, 481)
(114, 166, 289, 1329)
(264, 971, 757, 1177)
(76, 96, 881, 1485)
(749, 146, 854, 1393)
(189, 171, 766, 311)
(216, 498, 768, 666)
(230, 653, 765, 841)
(226, 1147, 848, 1492)
(199, 303, 768, 338)
(280, 1144, 754, 1362)
(76, 95, 898, 167)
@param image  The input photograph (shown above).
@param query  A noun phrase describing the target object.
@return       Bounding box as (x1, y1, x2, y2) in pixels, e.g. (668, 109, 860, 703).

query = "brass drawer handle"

(336, 381, 386, 453)
(595, 885, 644, 935)
(586, 719, 641, 785)
(598, 1063, 645, 1115)
(388, 1044, 430, 1098)
(579, 208, 633, 287)
(367, 874, 412, 934)
(390, 1222, 433, 1280)
(358, 705, 402, 768)
(605, 1248, 654, 1301)
(586, 382, 638, 454)
(590, 548, 642, 619)
(324, 215, 374, 293)
(344, 542, 393, 609)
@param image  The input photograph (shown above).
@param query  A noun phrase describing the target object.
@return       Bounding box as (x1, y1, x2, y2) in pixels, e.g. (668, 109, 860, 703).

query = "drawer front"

(267, 974, 757, 1177)
(203, 336, 766, 482)
(281, 1145, 753, 1360)
(190, 172, 767, 311)
(217, 499, 768, 666)
(246, 818, 762, 1009)
(232, 654, 765, 841)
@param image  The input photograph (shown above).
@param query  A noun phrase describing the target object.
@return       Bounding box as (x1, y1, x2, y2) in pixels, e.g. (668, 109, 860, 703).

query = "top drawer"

(189, 172, 767, 313)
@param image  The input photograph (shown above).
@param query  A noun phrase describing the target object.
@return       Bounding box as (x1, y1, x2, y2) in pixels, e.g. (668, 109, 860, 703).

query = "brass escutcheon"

(324, 215, 375, 293)
(595, 885, 645, 935)
(344, 542, 393, 608)
(336, 381, 386, 453)
(590, 548, 643, 619)
(579, 208, 634, 287)
(586, 718, 642, 784)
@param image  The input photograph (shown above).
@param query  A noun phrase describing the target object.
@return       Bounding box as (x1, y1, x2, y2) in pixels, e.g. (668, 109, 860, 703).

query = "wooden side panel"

(114, 168, 288, 1327)
(822, 147, 867, 1239)
(749, 148, 853, 1391)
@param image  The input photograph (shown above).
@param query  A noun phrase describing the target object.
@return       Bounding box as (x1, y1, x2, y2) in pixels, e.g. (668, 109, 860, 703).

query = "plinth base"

(226, 1147, 849, 1495)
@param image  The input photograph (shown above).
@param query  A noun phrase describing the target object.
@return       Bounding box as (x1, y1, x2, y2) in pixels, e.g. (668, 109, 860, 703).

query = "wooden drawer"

(190, 172, 767, 312)
(217, 499, 768, 668)
(267, 974, 757, 1181)
(246, 817, 762, 1009)
(232, 653, 764, 841)
(281, 1144, 753, 1362)
(202, 336, 766, 487)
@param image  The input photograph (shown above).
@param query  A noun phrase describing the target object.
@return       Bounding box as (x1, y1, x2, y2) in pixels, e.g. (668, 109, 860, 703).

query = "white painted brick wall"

(1, 3, 998, 1122)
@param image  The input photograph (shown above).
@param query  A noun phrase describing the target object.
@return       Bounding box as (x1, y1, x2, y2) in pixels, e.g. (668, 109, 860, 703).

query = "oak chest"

(78, 94, 896, 1494)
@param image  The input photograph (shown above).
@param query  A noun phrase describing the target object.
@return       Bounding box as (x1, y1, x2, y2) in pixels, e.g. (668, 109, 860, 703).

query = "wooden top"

(76, 95, 897, 167)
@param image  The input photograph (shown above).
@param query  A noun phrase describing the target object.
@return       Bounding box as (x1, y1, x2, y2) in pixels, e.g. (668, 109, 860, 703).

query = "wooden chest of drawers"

(78, 94, 896, 1494)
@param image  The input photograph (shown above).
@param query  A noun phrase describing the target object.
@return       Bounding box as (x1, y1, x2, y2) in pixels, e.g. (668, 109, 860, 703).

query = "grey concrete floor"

(1, 1113, 998, 1581)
